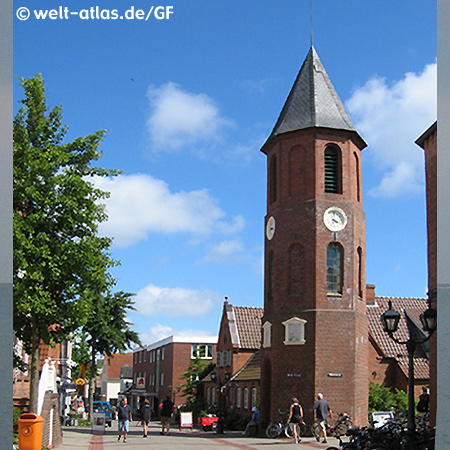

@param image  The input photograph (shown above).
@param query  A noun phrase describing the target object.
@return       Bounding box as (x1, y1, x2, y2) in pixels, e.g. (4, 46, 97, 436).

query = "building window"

(216, 351, 222, 367)
(327, 242, 343, 294)
(282, 317, 307, 345)
(222, 350, 229, 367)
(324, 145, 341, 193)
(236, 388, 241, 408)
(268, 251, 274, 302)
(269, 154, 277, 204)
(139, 351, 142, 363)
(191, 344, 214, 359)
(143, 351, 146, 362)
(252, 388, 257, 408)
(262, 321, 272, 348)
(161, 347, 165, 360)
(161, 373, 164, 386)
(207, 388, 211, 405)
(289, 243, 304, 295)
(354, 152, 361, 202)
(244, 388, 249, 409)
(357, 247, 363, 298)
(212, 387, 215, 405)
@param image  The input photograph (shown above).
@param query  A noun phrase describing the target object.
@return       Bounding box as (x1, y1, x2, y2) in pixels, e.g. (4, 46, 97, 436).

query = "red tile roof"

(367, 297, 429, 380)
(232, 306, 264, 349)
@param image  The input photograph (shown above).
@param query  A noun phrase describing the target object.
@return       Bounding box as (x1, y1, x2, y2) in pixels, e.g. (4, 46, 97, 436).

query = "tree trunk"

(28, 315, 41, 414)
(89, 345, 96, 422)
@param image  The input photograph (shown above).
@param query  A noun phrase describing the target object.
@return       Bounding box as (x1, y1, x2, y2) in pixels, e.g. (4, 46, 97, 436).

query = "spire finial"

(310, 0, 314, 46)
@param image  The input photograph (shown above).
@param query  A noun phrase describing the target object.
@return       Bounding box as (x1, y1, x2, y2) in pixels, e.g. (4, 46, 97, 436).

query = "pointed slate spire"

(268, 46, 363, 142)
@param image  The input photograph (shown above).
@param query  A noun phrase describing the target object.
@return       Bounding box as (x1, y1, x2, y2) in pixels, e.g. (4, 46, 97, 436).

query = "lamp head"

(381, 300, 401, 334)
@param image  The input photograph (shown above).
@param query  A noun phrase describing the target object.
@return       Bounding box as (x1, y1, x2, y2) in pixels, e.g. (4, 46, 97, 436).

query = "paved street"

(59, 422, 341, 449)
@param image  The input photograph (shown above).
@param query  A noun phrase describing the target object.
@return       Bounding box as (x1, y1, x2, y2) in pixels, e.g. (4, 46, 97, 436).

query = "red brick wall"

(261, 128, 368, 427)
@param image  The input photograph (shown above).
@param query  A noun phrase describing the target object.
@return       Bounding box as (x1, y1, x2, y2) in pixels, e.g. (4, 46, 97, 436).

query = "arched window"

(269, 155, 277, 203)
(357, 247, 363, 298)
(324, 146, 342, 193)
(289, 244, 304, 295)
(354, 152, 361, 202)
(268, 251, 274, 302)
(327, 242, 343, 294)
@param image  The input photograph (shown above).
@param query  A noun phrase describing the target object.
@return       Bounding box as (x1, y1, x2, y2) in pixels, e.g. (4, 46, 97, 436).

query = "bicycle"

(312, 412, 352, 440)
(266, 409, 307, 439)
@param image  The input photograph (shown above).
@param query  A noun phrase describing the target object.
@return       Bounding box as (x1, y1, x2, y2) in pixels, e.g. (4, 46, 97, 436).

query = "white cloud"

(139, 324, 216, 346)
(146, 82, 233, 152)
(133, 284, 221, 317)
(92, 173, 244, 247)
(346, 62, 436, 197)
(203, 239, 245, 263)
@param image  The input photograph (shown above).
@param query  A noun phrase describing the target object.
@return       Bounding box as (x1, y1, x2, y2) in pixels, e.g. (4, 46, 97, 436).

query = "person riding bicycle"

(287, 397, 304, 444)
(313, 393, 332, 444)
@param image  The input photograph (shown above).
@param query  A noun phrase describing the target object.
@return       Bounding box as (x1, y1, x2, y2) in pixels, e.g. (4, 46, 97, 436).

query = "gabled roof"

(367, 297, 429, 380)
(230, 349, 261, 382)
(225, 302, 264, 350)
(267, 46, 365, 148)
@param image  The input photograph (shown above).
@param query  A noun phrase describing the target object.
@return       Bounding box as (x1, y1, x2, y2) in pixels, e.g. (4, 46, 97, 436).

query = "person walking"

(159, 396, 175, 436)
(312, 393, 332, 444)
(117, 397, 132, 443)
(417, 386, 430, 428)
(141, 398, 151, 438)
(287, 397, 304, 444)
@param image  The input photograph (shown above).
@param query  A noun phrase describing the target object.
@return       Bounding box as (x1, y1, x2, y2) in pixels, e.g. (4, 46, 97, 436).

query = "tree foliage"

(180, 357, 214, 413)
(13, 74, 122, 411)
(368, 381, 410, 416)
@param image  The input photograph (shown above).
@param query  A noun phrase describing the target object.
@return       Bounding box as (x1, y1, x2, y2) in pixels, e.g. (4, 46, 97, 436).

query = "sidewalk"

(59, 422, 340, 449)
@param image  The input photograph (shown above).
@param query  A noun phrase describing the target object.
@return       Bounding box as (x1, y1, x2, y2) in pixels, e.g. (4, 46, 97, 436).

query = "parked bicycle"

(312, 412, 353, 440)
(266, 409, 307, 439)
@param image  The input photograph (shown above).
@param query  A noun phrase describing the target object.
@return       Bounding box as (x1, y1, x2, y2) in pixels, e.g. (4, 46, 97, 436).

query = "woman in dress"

(287, 397, 303, 444)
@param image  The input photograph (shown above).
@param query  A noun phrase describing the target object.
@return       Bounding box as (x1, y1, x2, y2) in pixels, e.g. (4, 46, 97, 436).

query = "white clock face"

(266, 216, 276, 240)
(323, 207, 347, 232)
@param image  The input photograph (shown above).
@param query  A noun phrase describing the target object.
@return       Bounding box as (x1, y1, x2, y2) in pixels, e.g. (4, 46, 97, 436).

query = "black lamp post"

(380, 300, 436, 445)
(210, 368, 231, 434)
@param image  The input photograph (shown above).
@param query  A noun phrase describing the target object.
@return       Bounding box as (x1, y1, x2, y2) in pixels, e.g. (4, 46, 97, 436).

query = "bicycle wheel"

(284, 424, 294, 439)
(266, 422, 281, 439)
(325, 447, 340, 450)
(312, 423, 322, 440)
(299, 421, 307, 437)
(311, 420, 320, 436)
(335, 422, 348, 437)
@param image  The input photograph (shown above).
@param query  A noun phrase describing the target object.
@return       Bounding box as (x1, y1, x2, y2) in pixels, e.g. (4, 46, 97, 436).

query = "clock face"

(323, 207, 347, 232)
(266, 216, 276, 240)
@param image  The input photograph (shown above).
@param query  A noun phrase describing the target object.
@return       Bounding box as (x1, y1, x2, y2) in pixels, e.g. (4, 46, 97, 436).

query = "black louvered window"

(324, 146, 340, 193)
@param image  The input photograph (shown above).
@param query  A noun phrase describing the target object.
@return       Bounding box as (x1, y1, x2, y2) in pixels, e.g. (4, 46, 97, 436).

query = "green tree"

(13, 74, 119, 413)
(180, 357, 214, 415)
(73, 289, 141, 420)
(368, 382, 411, 417)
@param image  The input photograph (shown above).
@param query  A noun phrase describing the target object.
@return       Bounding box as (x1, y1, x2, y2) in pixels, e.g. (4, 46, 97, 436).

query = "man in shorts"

(159, 396, 175, 436)
(313, 393, 332, 444)
(117, 397, 132, 443)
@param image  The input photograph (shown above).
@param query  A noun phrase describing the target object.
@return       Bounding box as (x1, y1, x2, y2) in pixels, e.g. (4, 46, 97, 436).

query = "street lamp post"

(380, 300, 437, 446)
(210, 368, 231, 434)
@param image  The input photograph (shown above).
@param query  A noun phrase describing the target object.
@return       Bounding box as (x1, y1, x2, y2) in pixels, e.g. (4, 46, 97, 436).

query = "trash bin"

(18, 413, 44, 450)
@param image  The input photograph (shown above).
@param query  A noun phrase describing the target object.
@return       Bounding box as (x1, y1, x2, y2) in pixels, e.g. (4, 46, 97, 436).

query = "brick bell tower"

(260, 46, 369, 427)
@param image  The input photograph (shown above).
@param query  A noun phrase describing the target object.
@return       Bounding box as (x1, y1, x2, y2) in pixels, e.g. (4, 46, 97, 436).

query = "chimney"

(366, 284, 376, 306)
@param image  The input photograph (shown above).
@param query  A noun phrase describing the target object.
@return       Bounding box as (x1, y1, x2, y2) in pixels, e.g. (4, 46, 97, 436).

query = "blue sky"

(14, 0, 437, 345)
